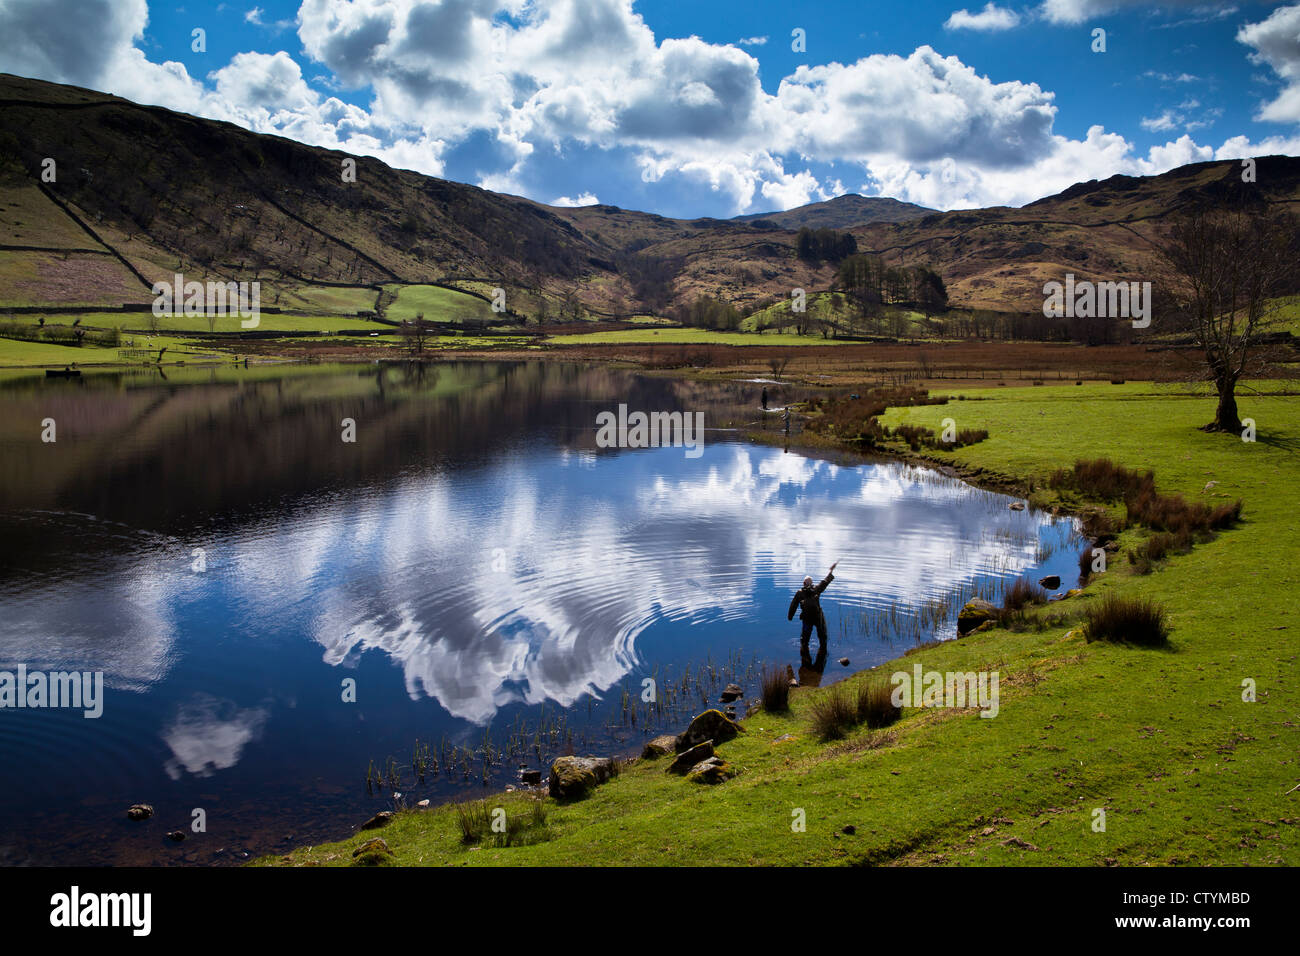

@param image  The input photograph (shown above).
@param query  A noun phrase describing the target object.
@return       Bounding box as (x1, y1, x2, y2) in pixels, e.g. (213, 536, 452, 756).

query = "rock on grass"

(667, 741, 714, 774)
(686, 756, 736, 784)
(957, 597, 997, 635)
(352, 837, 393, 866)
(548, 756, 617, 800)
(677, 709, 744, 752)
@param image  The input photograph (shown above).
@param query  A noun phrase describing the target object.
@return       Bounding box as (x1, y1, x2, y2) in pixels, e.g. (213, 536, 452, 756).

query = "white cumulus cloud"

(0, 0, 1295, 213)
(944, 3, 1021, 31)
(1238, 4, 1300, 123)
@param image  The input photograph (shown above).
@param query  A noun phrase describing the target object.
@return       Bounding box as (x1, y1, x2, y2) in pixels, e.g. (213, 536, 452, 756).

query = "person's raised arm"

(815, 561, 838, 594)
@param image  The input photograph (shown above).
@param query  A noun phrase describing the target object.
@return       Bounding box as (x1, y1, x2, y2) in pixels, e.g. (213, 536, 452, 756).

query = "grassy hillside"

(261, 381, 1299, 867)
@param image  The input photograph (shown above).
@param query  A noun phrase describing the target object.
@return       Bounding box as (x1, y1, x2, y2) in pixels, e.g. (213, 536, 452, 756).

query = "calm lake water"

(0, 361, 1083, 865)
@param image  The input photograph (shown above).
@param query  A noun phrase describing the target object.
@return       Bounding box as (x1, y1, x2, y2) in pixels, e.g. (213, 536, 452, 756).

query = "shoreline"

(257, 376, 1296, 867)
(254, 383, 1105, 866)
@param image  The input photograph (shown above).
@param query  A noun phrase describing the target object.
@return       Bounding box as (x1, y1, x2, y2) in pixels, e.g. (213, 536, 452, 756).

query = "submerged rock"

(838, 657, 850, 667)
(678, 709, 744, 752)
(1009, 501, 1026, 511)
(361, 811, 394, 830)
(1038, 575, 1061, 590)
(126, 804, 153, 821)
(166, 830, 185, 842)
(667, 741, 714, 775)
(720, 683, 743, 703)
(519, 768, 542, 786)
(957, 597, 998, 635)
(686, 756, 736, 785)
(548, 756, 617, 800)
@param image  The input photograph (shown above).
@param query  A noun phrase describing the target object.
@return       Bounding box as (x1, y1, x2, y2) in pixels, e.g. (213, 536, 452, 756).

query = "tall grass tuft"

(760, 665, 790, 713)
(856, 679, 901, 729)
(1078, 545, 1096, 583)
(456, 800, 491, 844)
(997, 577, 1049, 628)
(456, 798, 552, 848)
(810, 678, 901, 740)
(1002, 578, 1049, 613)
(1051, 458, 1155, 502)
(1127, 488, 1241, 535)
(1053, 459, 1241, 536)
(1083, 593, 1170, 647)
(809, 685, 857, 741)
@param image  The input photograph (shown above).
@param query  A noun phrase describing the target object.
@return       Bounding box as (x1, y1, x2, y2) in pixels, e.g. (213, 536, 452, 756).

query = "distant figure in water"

(761, 387, 769, 410)
(788, 562, 836, 654)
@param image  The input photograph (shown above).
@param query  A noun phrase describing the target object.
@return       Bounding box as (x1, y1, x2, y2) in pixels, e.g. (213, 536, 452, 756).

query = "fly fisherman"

(787, 562, 837, 654)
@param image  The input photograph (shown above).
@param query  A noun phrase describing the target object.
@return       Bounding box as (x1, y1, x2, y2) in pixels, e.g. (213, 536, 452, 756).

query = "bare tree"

(400, 311, 430, 356)
(767, 351, 794, 380)
(1157, 202, 1296, 432)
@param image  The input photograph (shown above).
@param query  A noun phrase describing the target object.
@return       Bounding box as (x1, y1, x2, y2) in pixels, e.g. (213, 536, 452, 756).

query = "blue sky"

(2, 1, 1298, 216)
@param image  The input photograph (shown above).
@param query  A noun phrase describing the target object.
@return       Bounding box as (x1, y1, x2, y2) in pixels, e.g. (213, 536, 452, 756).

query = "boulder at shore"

(957, 597, 998, 635)
(641, 734, 679, 759)
(677, 709, 744, 752)
(548, 755, 617, 800)
(1038, 575, 1061, 590)
(667, 740, 714, 774)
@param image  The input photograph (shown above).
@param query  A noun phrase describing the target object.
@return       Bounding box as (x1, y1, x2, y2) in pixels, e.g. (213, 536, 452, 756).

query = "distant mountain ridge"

(733, 194, 934, 230)
(1, 72, 1298, 316)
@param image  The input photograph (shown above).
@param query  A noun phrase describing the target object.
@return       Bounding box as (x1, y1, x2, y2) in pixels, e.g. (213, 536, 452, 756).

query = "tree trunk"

(1211, 378, 1241, 433)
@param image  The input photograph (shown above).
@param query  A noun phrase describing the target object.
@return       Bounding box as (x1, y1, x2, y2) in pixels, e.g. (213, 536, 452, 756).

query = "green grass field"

(22, 311, 387, 334)
(0, 336, 116, 366)
(384, 283, 496, 323)
(0, 333, 225, 367)
(1270, 295, 1300, 338)
(276, 284, 379, 315)
(261, 380, 1299, 867)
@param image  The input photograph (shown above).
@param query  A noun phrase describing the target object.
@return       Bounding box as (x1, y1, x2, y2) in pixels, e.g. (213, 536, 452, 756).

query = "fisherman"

(787, 562, 836, 654)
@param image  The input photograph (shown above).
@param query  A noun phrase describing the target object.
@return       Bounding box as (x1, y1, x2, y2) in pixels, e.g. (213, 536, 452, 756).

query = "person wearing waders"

(788, 562, 837, 654)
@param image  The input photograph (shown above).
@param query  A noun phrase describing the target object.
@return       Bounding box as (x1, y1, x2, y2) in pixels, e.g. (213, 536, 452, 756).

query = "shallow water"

(0, 361, 1082, 864)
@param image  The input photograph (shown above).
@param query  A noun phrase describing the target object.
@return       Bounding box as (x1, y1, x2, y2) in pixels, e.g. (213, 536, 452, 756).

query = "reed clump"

(760, 665, 790, 713)
(1083, 593, 1170, 647)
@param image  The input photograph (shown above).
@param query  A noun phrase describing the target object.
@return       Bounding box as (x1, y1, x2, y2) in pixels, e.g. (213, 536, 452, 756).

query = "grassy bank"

(546, 328, 858, 346)
(261, 382, 1299, 867)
